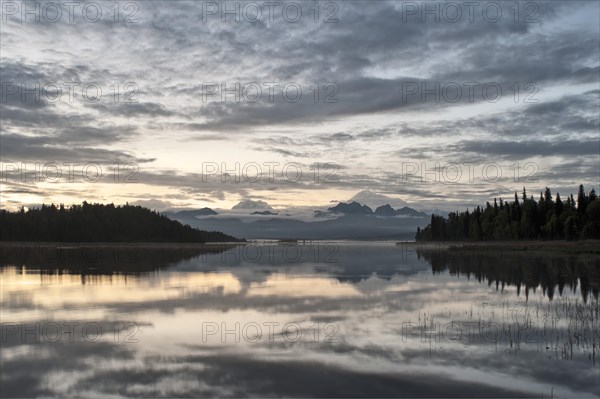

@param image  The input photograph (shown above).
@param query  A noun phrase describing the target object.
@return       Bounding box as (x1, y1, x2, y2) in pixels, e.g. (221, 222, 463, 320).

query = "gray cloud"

(1, 0, 598, 209)
(0, 133, 154, 164)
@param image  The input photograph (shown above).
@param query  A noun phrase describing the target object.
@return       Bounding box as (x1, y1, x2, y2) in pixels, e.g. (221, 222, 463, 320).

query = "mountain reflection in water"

(1, 242, 598, 398)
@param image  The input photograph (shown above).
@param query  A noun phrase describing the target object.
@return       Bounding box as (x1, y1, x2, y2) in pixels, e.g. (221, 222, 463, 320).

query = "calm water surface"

(1, 242, 599, 398)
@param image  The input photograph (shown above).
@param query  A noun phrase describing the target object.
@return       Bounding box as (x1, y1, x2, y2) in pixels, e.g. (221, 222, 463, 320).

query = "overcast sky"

(1, 0, 598, 211)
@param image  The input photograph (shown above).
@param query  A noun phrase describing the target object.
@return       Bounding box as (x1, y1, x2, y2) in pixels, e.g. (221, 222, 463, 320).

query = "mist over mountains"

(348, 190, 409, 209)
(164, 191, 429, 240)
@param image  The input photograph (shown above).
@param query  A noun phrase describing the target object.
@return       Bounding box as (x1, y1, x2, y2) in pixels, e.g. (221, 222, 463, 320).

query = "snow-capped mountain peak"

(349, 190, 408, 209)
(231, 199, 275, 211)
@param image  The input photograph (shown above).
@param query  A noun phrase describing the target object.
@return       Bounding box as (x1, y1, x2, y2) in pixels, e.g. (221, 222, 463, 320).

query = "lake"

(1, 242, 599, 398)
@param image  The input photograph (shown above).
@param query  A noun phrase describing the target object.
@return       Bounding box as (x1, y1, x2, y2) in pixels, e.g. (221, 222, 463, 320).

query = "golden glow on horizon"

(0, 183, 363, 211)
(0, 267, 363, 322)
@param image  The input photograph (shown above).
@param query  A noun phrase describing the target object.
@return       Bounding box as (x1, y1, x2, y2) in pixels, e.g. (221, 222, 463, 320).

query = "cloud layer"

(1, 1, 598, 210)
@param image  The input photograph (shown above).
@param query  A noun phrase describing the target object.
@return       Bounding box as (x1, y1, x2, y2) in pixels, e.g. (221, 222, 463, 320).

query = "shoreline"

(2, 240, 599, 255)
(399, 240, 600, 255)
(0, 241, 244, 249)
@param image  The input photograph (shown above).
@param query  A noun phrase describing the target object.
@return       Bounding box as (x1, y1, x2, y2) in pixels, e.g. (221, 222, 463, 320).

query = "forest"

(0, 202, 239, 243)
(417, 249, 599, 302)
(416, 185, 600, 241)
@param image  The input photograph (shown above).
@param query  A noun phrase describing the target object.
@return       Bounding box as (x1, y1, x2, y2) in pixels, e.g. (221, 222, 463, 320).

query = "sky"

(1, 0, 599, 212)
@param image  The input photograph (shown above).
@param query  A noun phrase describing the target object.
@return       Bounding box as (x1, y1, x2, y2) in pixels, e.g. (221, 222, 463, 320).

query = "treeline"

(0, 202, 239, 243)
(1, 243, 235, 274)
(417, 249, 599, 302)
(416, 185, 600, 241)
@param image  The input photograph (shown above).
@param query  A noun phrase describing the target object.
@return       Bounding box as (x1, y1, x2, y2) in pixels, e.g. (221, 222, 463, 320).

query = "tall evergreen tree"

(555, 193, 563, 217)
(578, 184, 587, 215)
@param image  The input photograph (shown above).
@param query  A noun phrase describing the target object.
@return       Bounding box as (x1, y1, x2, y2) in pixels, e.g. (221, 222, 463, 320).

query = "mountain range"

(314, 202, 427, 219)
(348, 190, 408, 209)
(164, 192, 429, 240)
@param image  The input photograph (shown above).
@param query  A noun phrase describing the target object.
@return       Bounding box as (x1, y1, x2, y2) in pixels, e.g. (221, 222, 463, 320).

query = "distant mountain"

(374, 204, 395, 216)
(349, 190, 408, 209)
(314, 210, 332, 218)
(328, 201, 373, 215)
(420, 208, 450, 218)
(251, 211, 279, 216)
(375, 204, 428, 218)
(396, 206, 428, 218)
(169, 211, 428, 240)
(175, 207, 218, 217)
(166, 198, 430, 240)
(325, 202, 426, 218)
(232, 200, 274, 211)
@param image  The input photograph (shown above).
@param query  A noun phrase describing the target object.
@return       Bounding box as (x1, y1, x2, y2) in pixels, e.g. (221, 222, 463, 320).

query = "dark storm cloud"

(393, 138, 599, 162)
(0, 59, 151, 165)
(0, 133, 154, 164)
(246, 90, 597, 184)
(151, 1, 598, 131)
(0, 62, 50, 109)
(256, 146, 311, 158)
(182, 75, 598, 132)
(385, 90, 599, 161)
(88, 102, 176, 117)
(450, 139, 599, 158)
(3, 1, 598, 132)
(290, 90, 600, 150)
